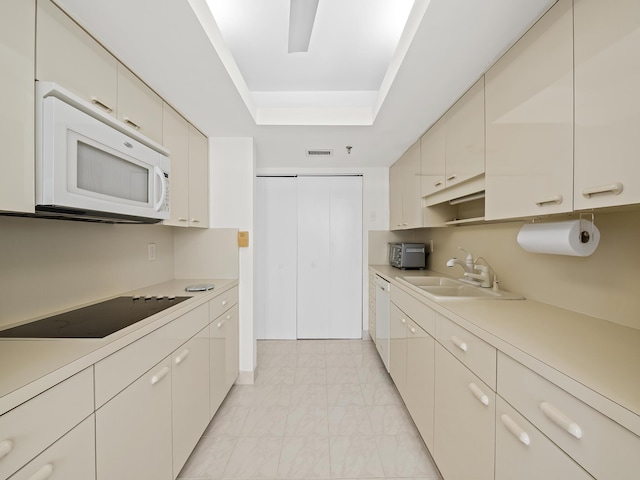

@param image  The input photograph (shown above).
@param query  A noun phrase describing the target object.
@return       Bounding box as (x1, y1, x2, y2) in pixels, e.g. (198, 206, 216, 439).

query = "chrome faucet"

(447, 247, 493, 288)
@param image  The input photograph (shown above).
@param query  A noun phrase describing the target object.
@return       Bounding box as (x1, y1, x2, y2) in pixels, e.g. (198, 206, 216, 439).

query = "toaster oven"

(389, 243, 427, 269)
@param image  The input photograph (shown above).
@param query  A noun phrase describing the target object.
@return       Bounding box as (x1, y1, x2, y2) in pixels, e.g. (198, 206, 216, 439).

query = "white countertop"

(370, 265, 640, 436)
(0, 278, 238, 416)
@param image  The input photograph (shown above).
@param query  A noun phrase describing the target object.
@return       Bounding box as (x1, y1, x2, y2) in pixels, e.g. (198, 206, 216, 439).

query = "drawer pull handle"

(434, 181, 443, 187)
(222, 300, 228, 306)
(501, 414, 531, 446)
(191, 218, 201, 223)
(447, 174, 457, 181)
(0, 439, 13, 459)
(90, 97, 113, 113)
(175, 349, 190, 365)
(217, 319, 226, 328)
(400, 317, 406, 325)
(27, 463, 54, 480)
(408, 325, 416, 334)
(451, 335, 468, 352)
(178, 217, 188, 222)
(150, 366, 170, 385)
(582, 182, 623, 198)
(540, 401, 582, 439)
(468, 382, 489, 406)
(123, 117, 141, 130)
(535, 195, 563, 206)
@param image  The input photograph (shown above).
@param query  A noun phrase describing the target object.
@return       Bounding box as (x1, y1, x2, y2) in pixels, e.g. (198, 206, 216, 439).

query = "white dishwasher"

(374, 275, 390, 372)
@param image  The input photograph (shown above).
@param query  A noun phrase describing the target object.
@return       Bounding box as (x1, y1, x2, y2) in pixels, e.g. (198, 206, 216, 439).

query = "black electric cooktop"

(0, 296, 191, 339)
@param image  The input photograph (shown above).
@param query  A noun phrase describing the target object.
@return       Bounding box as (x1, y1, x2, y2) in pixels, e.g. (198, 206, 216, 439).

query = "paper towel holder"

(578, 212, 595, 244)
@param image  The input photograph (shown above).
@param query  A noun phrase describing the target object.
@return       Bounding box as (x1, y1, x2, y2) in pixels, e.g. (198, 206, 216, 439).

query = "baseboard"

(235, 369, 255, 385)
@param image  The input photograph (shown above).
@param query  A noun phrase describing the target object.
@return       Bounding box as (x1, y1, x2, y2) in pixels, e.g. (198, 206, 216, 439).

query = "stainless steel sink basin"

(396, 275, 524, 301)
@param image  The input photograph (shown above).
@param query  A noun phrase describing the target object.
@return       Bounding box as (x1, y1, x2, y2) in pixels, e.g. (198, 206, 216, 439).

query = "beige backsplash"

(0, 216, 176, 329)
(371, 210, 640, 330)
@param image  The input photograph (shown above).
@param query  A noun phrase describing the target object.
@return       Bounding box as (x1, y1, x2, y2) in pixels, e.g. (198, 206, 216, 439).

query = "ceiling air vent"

(307, 149, 333, 157)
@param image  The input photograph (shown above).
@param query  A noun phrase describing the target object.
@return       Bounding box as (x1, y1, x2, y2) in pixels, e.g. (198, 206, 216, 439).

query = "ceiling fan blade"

(288, 0, 320, 53)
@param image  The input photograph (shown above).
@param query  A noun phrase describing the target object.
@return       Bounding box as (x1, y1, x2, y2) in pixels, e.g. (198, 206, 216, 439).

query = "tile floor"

(178, 338, 442, 480)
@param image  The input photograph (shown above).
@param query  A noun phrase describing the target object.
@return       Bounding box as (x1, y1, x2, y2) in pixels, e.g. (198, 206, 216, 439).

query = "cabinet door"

(36, 0, 118, 115)
(0, 0, 35, 213)
(495, 397, 594, 480)
(434, 344, 495, 480)
(485, 0, 573, 220)
(187, 125, 210, 227)
(444, 78, 485, 187)
(117, 64, 163, 145)
(96, 357, 173, 480)
(402, 140, 422, 229)
(389, 160, 404, 230)
(210, 311, 227, 417)
(172, 327, 210, 478)
(163, 103, 190, 226)
(420, 120, 446, 198)
(9, 416, 95, 480)
(389, 304, 407, 399)
(574, 0, 640, 209)
(405, 320, 435, 452)
(224, 305, 240, 390)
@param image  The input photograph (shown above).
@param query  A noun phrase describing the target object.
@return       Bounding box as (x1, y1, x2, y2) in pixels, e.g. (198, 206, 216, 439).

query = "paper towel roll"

(517, 220, 600, 256)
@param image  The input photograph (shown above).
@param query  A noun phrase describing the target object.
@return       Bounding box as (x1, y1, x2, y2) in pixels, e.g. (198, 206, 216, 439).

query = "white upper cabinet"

(0, 0, 35, 214)
(443, 77, 485, 188)
(162, 104, 190, 226)
(117, 64, 163, 145)
(36, 0, 118, 116)
(389, 140, 422, 230)
(574, 0, 640, 210)
(485, 0, 573, 220)
(420, 120, 446, 198)
(187, 125, 210, 228)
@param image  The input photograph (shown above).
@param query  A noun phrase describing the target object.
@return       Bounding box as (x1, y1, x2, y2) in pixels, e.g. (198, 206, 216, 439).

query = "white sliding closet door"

(255, 177, 298, 339)
(297, 176, 362, 339)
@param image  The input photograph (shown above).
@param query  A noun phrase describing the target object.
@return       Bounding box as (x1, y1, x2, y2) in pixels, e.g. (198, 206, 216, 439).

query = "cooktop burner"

(0, 296, 191, 339)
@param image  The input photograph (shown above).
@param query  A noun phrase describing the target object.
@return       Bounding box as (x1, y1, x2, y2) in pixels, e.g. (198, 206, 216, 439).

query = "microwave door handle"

(154, 166, 167, 211)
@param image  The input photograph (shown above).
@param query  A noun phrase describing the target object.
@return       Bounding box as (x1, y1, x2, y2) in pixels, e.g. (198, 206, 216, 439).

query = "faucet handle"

(458, 246, 472, 256)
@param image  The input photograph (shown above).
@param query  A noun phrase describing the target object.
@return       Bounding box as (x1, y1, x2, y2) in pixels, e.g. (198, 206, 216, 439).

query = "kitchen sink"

(396, 275, 524, 301)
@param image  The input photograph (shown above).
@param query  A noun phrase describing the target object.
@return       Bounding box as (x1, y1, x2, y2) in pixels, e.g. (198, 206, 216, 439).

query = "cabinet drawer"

(496, 396, 593, 480)
(0, 368, 93, 480)
(8, 415, 95, 480)
(498, 352, 640, 480)
(391, 286, 436, 336)
(209, 286, 238, 321)
(436, 314, 496, 389)
(95, 302, 209, 407)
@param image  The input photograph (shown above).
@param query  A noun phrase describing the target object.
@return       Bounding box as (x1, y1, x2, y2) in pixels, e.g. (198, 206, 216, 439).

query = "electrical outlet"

(147, 243, 156, 261)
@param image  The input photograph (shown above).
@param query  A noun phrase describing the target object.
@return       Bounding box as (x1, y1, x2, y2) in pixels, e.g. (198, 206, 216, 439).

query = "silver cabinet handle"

(434, 180, 443, 187)
(539, 401, 582, 439)
(178, 217, 188, 222)
(408, 325, 416, 334)
(400, 317, 406, 325)
(447, 174, 457, 181)
(535, 194, 563, 206)
(582, 182, 623, 198)
(174, 349, 190, 365)
(468, 382, 489, 406)
(191, 218, 201, 223)
(501, 414, 531, 446)
(0, 439, 13, 459)
(27, 463, 54, 480)
(451, 335, 468, 352)
(150, 366, 170, 385)
(90, 97, 113, 113)
(123, 117, 141, 130)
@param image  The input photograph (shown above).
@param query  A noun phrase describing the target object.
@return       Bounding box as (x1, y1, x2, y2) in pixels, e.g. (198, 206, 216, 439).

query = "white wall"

(256, 167, 389, 334)
(210, 138, 256, 383)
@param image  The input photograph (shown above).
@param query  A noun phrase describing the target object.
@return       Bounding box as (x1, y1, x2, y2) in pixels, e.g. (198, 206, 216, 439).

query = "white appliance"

(375, 275, 390, 371)
(35, 82, 170, 223)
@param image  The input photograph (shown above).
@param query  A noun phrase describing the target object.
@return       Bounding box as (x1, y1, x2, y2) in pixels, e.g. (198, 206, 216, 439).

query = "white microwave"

(35, 82, 170, 223)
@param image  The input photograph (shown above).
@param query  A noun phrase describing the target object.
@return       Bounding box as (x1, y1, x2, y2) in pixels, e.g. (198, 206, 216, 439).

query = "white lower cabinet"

(96, 356, 173, 480)
(172, 326, 210, 478)
(9, 415, 96, 480)
(405, 319, 435, 452)
(495, 396, 594, 480)
(434, 343, 495, 480)
(389, 303, 408, 398)
(210, 303, 239, 416)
